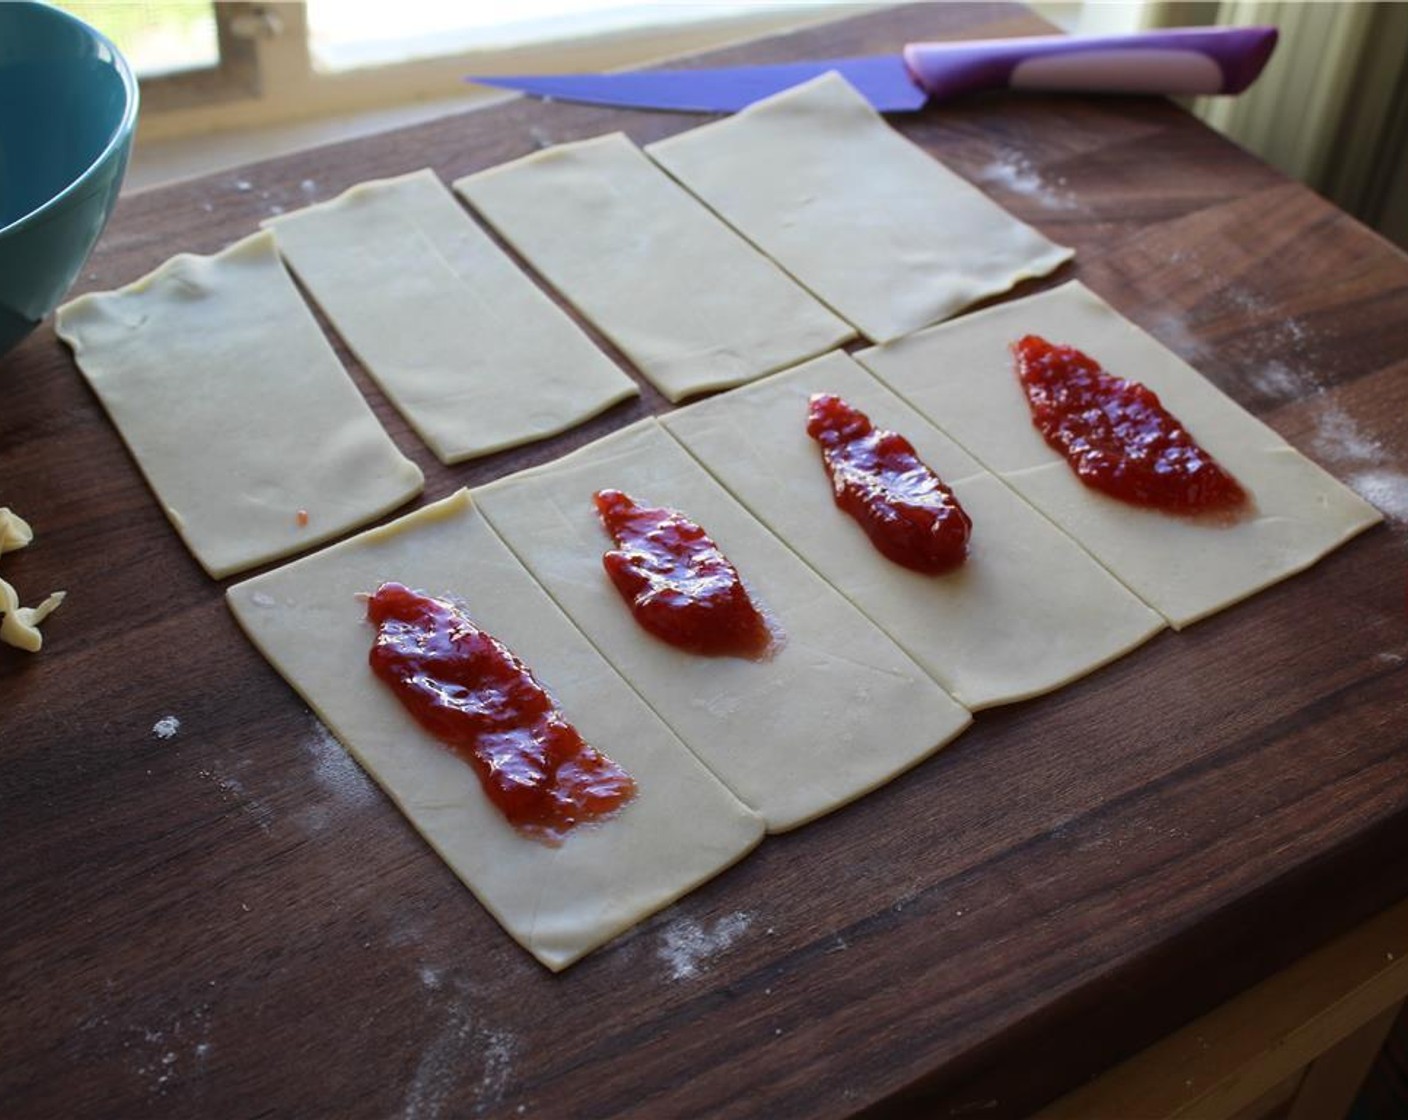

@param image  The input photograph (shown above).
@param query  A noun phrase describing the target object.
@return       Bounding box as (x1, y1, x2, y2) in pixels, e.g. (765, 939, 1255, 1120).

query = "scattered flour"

(477, 1030, 517, 1108)
(198, 769, 275, 834)
(305, 718, 378, 805)
(233, 179, 253, 193)
(404, 1005, 475, 1120)
(658, 911, 754, 980)
(419, 964, 444, 991)
(1145, 313, 1211, 363)
(126, 1006, 213, 1096)
(1348, 470, 1408, 523)
(152, 715, 181, 740)
(1247, 359, 1314, 403)
(1312, 404, 1384, 466)
(979, 151, 1076, 211)
(402, 1000, 519, 1120)
(300, 178, 318, 195)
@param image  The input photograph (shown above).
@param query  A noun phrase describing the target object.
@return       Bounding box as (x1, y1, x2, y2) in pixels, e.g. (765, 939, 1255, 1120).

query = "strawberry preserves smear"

(806, 393, 972, 574)
(366, 582, 635, 843)
(594, 489, 774, 659)
(1014, 336, 1247, 514)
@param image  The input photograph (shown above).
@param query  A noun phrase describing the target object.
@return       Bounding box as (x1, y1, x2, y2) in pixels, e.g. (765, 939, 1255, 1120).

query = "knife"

(468, 26, 1278, 114)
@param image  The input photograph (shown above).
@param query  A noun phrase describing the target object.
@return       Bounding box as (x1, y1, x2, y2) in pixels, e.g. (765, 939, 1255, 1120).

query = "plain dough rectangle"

(646, 72, 1074, 344)
(263, 169, 638, 463)
(453, 133, 856, 402)
(55, 231, 424, 578)
(662, 353, 1165, 709)
(226, 490, 764, 971)
(473, 419, 971, 831)
(856, 281, 1383, 627)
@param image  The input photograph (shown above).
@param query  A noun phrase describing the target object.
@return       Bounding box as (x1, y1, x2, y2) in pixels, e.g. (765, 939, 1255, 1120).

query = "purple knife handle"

(903, 26, 1278, 102)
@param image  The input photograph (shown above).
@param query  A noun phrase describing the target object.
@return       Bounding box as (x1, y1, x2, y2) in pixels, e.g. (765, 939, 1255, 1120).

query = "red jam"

(594, 489, 774, 659)
(367, 582, 635, 843)
(806, 393, 972, 574)
(1014, 336, 1247, 514)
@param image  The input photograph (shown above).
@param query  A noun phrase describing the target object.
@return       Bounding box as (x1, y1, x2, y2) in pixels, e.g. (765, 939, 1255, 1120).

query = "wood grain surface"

(4, 4, 1408, 1118)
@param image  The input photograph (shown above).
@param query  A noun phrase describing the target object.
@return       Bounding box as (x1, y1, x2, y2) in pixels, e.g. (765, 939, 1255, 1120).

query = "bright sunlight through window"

(59, 0, 218, 78)
(306, 1, 792, 73)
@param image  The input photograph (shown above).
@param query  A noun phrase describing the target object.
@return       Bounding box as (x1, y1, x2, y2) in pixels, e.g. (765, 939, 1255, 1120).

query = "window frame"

(131, 1, 872, 143)
(133, 1, 263, 113)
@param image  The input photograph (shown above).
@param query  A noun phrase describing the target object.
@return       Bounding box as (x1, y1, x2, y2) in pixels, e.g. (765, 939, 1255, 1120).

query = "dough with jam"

(856, 281, 1383, 626)
(56, 231, 423, 578)
(662, 352, 1165, 709)
(265, 169, 638, 463)
(227, 490, 764, 971)
(647, 72, 1073, 344)
(473, 419, 971, 830)
(454, 133, 855, 402)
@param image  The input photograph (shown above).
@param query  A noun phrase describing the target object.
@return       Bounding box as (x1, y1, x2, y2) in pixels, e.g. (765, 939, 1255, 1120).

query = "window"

(57, 1, 265, 112)
(57, 2, 864, 142)
(305, 1, 822, 73)
(59, 0, 220, 77)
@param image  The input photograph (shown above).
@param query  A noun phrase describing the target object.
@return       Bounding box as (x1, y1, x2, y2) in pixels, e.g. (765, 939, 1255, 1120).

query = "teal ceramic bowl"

(0, 1, 138, 358)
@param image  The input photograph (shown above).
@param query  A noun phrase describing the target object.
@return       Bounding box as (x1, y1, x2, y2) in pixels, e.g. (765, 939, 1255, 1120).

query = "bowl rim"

(0, 0, 141, 240)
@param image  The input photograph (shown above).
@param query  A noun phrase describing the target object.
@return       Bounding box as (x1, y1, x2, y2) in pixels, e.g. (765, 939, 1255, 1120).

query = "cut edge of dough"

(53, 232, 428, 579)
(656, 357, 1165, 709)
(263, 170, 642, 464)
(452, 136, 858, 404)
(472, 417, 975, 832)
(225, 488, 768, 970)
(855, 279, 1386, 629)
(645, 72, 1076, 343)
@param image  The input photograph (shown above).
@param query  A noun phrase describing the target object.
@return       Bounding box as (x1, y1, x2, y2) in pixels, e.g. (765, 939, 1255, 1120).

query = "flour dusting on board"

(1247, 359, 1314, 403)
(1145, 312, 1212, 363)
(659, 912, 754, 980)
(1348, 470, 1408, 523)
(477, 1030, 517, 1107)
(419, 964, 444, 991)
(152, 715, 181, 740)
(198, 769, 275, 835)
(403, 1004, 474, 1120)
(979, 151, 1076, 211)
(1312, 404, 1385, 466)
(304, 718, 378, 805)
(124, 1005, 214, 1096)
(402, 999, 519, 1120)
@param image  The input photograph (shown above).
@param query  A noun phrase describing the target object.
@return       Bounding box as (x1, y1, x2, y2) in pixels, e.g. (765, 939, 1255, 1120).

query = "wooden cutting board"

(4, 4, 1407, 1117)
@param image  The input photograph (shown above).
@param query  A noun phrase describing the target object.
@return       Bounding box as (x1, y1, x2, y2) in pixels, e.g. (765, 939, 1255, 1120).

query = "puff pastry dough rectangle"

(647, 73, 1074, 344)
(473, 419, 971, 831)
(55, 231, 423, 578)
(264, 169, 638, 463)
(227, 491, 764, 971)
(662, 353, 1164, 709)
(856, 282, 1383, 627)
(454, 133, 855, 402)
